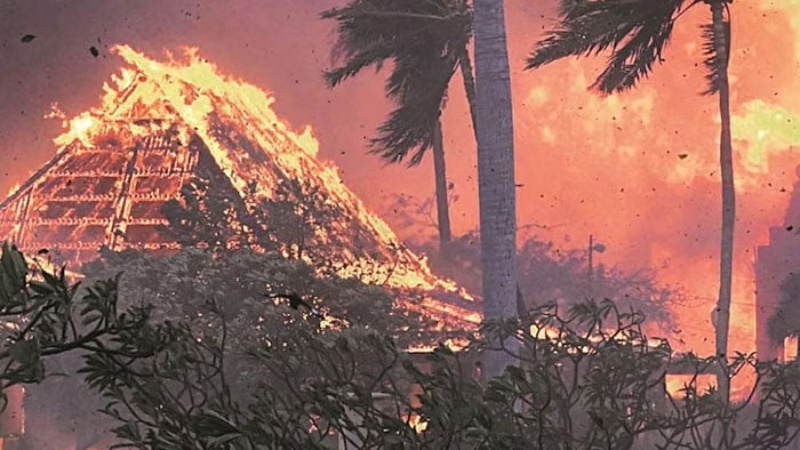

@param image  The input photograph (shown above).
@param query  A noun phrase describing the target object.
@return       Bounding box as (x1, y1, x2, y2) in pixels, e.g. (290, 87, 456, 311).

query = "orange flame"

(405, 337, 470, 354)
(405, 412, 428, 433)
(5, 182, 21, 199)
(665, 374, 718, 400)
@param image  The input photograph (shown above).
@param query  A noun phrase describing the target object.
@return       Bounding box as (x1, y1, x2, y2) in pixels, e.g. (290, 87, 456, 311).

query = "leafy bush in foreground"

(0, 242, 155, 395)
(84, 298, 800, 449)
(2, 242, 800, 449)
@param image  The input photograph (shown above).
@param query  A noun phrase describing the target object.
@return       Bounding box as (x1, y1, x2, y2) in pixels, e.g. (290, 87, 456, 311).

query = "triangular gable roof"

(0, 45, 480, 327)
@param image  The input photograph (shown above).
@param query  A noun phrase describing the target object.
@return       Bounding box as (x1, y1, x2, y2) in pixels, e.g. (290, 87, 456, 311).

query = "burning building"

(0, 45, 480, 329)
(0, 46, 490, 449)
(755, 164, 800, 362)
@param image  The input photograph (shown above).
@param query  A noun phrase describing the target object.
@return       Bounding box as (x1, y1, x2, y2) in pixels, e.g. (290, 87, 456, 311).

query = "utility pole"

(588, 234, 594, 284)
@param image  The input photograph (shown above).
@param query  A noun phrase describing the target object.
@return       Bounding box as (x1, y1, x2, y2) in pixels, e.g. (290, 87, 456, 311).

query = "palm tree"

(472, 0, 519, 378)
(323, 0, 520, 377)
(526, 0, 734, 403)
(321, 0, 475, 253)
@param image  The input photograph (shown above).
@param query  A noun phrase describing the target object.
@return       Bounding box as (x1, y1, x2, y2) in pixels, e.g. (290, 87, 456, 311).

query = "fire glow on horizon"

(496, 0, 800, 360)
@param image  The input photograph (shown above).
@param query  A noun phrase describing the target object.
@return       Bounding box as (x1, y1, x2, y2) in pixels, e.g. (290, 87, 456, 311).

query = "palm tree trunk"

(710, 0, 734, 408)
(432, 118, 452, 252)
(461, 44, 528, 319)
(473, 0, 519, 379)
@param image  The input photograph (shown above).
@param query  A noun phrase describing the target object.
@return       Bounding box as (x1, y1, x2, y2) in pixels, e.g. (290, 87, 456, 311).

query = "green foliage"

(0, 242, 156, 406)
(154, 172, 459, 343)
(0, 242, 28, 306)
(159, 170, 343, 259)
(79, 290, 800, 449)
(81, 245, 443, 399)
(1, 249, 789, 449)
(86, 315, 247, 449)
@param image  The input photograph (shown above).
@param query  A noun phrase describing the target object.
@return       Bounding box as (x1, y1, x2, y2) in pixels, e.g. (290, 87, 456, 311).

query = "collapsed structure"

(0, 45, 479, 329)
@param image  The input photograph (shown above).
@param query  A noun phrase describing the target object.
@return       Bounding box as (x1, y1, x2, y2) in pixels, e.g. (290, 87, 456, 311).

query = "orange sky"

(1, 0, 799, 355)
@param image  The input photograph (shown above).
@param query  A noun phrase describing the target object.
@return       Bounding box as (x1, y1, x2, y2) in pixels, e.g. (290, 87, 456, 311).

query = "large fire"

(0, 0, 797, 378)
(1, 44, 481, 329)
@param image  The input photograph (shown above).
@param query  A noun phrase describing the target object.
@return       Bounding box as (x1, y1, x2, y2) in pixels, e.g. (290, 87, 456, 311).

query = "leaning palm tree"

(527, 0, 734, 403)
(321, 0, 475, 253)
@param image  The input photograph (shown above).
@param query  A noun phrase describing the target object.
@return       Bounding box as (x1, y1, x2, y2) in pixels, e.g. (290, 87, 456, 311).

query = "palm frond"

(527, 0, 688, 93)
(370, 50, 458, 166)
(370, 103, 441, 166)
(592, 8, 677, 93)
(700, 17, 730, 95)
(323, 0, 469, 72)
(322, 0, 472, 164)
(322, 40, 395, 88)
